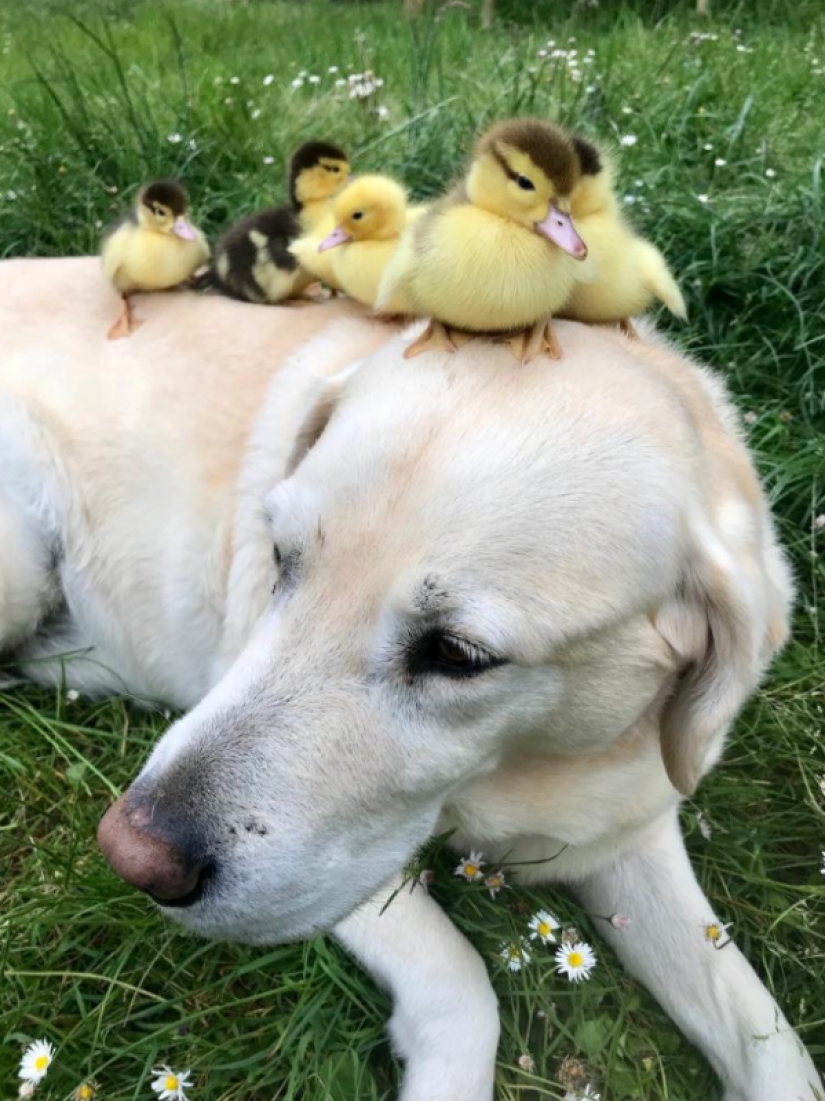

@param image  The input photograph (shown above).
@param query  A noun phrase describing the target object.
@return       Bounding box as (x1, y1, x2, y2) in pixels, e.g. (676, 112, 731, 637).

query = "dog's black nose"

(97, 792, 212, 907)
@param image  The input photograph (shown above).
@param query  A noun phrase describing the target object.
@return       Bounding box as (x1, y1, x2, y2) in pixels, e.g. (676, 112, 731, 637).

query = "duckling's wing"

(100, 211, 138, 285)
(375, 221, 418, 314)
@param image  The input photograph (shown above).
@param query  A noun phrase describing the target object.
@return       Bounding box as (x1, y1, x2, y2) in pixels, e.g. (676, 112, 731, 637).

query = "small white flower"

(151, 1067, 192, 1101)
(555, 940, 597, 982)
(455, 851, 484, 881)
(291, 77, 304, 89)
(6, 188, 18, 200)
(703, 142, 714, 150)
(819, 774, 825, 795)
(262, 155, 275, 165)
(66, 688, 80, 702)
(619, 134, 638, 147)
(328, 65, 339, 73)
(623, 194, 637, 204)
(703, 920, 732, 948)
(528, 909, 560, 944)
(609, 913, 631, 931)
(517, 1053, 536, 1072)
(229, 75, 240, 85)
(538, 48, 548, 58)
(19, 1041, 55, 1086)
(697, 193, 709, 203)
(500, 938, 532, 972)
(262, 74, 274, 86)
(250, 108, 261, 120)
(167, 133, 182, 144)
(376, 105, 390, 120)
(308, 74, 321, 84)
(335, 78, 347, 87)
(188, 139, 197, 151)
(484, 870, 506, 898)
(563, 1087, 600, 1101)
(696, 810, 713, 839)
(765, 168, 776, 178)
(621, 105, 633, 114)
(714, 157, 727, 167)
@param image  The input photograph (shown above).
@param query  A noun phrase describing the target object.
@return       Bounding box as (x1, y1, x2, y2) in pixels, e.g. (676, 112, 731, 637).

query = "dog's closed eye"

(408, 630, 505, 680)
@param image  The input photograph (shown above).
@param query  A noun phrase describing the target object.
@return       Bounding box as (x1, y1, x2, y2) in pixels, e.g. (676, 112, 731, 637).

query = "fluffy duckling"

(377, 117, 591, 361)
(293, 175, 410, 310)
(199, 140, 350, 304)
(560, 138, 686, 332)
(101, 180, 208, 339)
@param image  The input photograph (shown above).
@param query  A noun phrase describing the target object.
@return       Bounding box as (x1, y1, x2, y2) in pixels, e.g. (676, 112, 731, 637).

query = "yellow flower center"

(538, 922, 550, 936)
(164, 1077, 179, 1092)
(465, 864, 477, 877)
(34, 1056, 50, 1072)
(78, 1086, 94, 1099)
(707, 925, 721, 941)
(568, 951, 584, 968)
(509, 947, 520, 959)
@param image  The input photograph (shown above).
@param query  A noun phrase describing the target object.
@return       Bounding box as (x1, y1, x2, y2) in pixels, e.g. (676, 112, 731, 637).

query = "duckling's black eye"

(327, 165, 340, 173)
(352, 210, 364, 221)
(516, 175, 536, 192)
(408, 630, 505, 680)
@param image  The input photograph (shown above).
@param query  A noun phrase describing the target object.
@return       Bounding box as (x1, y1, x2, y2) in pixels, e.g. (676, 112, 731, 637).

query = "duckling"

(292, 175, 410, 311)
(376, 117, 591, 361)
(560, 137, 686, 332)
(101, 180, 209, 339)
(198, 140, 350, 304)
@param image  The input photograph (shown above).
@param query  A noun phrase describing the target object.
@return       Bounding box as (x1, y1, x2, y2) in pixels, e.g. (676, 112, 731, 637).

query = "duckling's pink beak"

(318, 226, 351, 252)
(173, 217, 197, 241)
(536, 205, 587, 260)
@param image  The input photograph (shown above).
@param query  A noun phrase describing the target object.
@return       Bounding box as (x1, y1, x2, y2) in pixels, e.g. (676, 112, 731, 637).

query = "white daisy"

(291, 77, 304, 89)
(151, 1066, 192, 1101)
(697, 193, 710, 203)
(308, 75, 321, 84)
(376, 105, 390, 120)
(328, 66, 339, 73)
(765, 168, 776, 178)
(262, 74, 274, 86)
(703, 920, 732, 948)
(454, 851, 484, 881)
(499, 939, 532, 972)
(166, 133, 182, 144)
(528, 909, 560, 944)
(262, 155, 275, 166)
(619, 134, 637, 147)
(714, 157, 727, 167)
(555, 941, 597, 982)
(703, 141, 714, 150)
(19, 1040, 55, 1085)
(229, 75, 240, 85)
(484, 870, 506, 898)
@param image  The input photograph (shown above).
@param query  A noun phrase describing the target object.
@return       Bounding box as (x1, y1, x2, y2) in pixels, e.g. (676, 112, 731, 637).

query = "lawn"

(1, 0, 824, 1098)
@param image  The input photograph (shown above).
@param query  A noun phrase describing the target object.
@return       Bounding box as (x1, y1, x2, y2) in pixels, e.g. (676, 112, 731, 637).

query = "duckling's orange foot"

(507, 319, 562, 364)
(619, 318, 641, 340)
(403, 320, 471, 359)
(107, 296, 144, 341)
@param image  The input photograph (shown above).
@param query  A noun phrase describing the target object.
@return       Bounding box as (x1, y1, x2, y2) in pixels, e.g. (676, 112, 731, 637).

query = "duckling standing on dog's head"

(377, 117, 592, 361)
(198, 140, 351, 305)
(101, 180, 209, 340)
(291, 174, 411, 311)
(560, 137, 687, 334)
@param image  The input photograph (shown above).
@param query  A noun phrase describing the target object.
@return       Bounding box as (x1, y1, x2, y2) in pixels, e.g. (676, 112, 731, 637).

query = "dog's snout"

(97, 791, 212, 907)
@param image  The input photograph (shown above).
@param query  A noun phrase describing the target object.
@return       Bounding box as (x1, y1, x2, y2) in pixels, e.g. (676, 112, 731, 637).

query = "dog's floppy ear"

(654, 516, 790, 796)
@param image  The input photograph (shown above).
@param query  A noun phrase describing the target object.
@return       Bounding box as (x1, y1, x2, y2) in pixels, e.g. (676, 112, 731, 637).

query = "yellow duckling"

(376, 117, 591, 361)
(199, 140, 350, 304)
(297, 175, 410, 310)
(101, 180, 209, 339)
(560, 137, 686, 331)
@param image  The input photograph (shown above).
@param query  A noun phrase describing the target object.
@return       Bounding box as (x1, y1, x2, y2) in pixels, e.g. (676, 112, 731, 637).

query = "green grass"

(1, 0, 824, 1098)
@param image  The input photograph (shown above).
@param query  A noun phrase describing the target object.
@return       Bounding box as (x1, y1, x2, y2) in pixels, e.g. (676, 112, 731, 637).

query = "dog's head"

(98, 324, 790, 942)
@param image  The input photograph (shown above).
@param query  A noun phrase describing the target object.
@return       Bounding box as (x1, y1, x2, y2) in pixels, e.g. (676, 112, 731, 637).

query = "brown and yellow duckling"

(198, 140, 350, 305)
(377, 117, 592, 361)
(101, 180, 209, 340)
(560, 138, 686, 334)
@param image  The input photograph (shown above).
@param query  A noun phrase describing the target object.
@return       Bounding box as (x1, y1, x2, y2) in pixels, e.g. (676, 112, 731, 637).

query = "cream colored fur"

(0, 258, 818, 1101)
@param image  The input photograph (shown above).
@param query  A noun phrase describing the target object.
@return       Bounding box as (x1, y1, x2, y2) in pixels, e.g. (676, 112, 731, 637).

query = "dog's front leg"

(334, 877, 499, 1101)
(574, 809, 821, 1101)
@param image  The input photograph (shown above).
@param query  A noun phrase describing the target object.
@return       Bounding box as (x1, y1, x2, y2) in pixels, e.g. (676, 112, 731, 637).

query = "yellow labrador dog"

(1, 258, 820, 1101)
